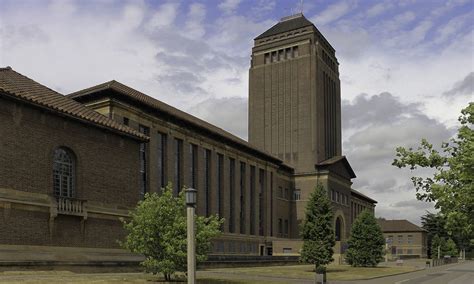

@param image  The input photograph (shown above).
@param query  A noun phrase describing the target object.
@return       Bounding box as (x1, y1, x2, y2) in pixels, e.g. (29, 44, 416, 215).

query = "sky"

(1, 0, 473, 225)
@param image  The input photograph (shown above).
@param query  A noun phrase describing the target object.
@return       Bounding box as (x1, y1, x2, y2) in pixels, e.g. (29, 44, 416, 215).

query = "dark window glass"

(258, 169, 265, 236)
(53, 148, 75, 198)
(157, 132, 166, 190)
(335, 217, 342, 241)
(123, 117, 129, 126)
(204, 149, 211, 217)
(229, 158, 235, 233)
(284, 219, 289, 236)
(217, 154, 224, 226)
(278, 218, 282, 235)
(271, 51, 277, 62)
(240, 162, 246, 234)
(264, 53, 270, 64)
(139, 125, 149, 198)
(174, 138, 183, 194)
(250, 166, 256, 235)
(189, 144, 198, 188)
(293, 46, 299, 57)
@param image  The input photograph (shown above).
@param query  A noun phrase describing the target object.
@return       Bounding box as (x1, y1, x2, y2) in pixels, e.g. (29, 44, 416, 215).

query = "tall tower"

(248, 13, 341, 173)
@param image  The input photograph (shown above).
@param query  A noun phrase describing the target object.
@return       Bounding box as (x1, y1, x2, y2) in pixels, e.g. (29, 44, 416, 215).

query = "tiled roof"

(68, 80, 291, 169)
(351, 188, 377, 204)
(377, 219, 426, 233)
(255, 13, 314, 40)
(0, 67, 147, 141)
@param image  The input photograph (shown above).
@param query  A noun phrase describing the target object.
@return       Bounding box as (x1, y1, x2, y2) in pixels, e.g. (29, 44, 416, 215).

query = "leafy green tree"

(121, 184, 223, 281)
(445, 238, 458, 257)
(431, 234, 446, 259)
(345, 210, 385, 267)
(300, 183, 335, 271)
(421, 212, 449, 258)
(393, 103, 474, 244)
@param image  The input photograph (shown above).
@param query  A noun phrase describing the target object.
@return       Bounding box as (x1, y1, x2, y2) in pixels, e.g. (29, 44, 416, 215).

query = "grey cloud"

(187, 97, 248, 139)
(443, 72, 474, 97)
(393, 199, 434, 210)
(156, 70, 207, 95)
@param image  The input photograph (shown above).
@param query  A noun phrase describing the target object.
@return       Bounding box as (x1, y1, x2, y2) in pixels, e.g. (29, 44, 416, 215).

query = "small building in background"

(377, 219, 428, 259)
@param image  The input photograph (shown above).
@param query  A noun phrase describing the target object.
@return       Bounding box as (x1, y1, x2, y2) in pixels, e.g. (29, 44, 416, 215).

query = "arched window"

(335, 217, 342, 241)
(53, 148, 75, 198)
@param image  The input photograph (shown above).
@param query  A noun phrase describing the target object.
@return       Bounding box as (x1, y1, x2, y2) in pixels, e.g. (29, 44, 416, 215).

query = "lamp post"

(185, 188, 197, 284)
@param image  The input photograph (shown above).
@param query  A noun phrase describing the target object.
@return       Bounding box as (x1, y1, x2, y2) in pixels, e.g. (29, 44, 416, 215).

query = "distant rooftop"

(377, 219, 426, 233)
(255, 13, 314, 40)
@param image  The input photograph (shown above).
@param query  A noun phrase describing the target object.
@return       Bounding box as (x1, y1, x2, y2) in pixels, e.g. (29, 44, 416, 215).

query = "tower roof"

(255, 13, 314, 40)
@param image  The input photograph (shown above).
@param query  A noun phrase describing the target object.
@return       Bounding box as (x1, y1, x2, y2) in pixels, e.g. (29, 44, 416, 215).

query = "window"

(293, 190, 301, 200)
(284, 219, 289, 236)
(283, 248, 292, 254)
(285, 48, 291, 59)
(278, 49, 284, 61)
(264, 53, 270, 64)
(174, 138, 183, 194)
(293, 46, 299, 57)
(407, 235, 413, 244)
(139, 125, 149, 198)
(271, 51, 277, 62)
(240, 162, 246, 234)
(229, 158, 235, 233)
(204, 149, 211, 216)
(335, 217, 342, 241)
(278, 218, 283, 235)
(398, 235, 403, 244)
(217, 154, 224, 222)
(342, 194, 346, 205)
(189, 144, 198, 188)
(53, 148, 75, 198)
(123, 117, 129, 126)
(331, 189, 336, 201)
(407, 249, 413, 255)
(157, 132, 167, 190)
(258, 169, 265, 236)
(278, 186, 283, 198)
(397, 249, 403, 255)
(336, 192, 340, 203)
(284, 188, 289, 199)
(250, 166, 256, 235)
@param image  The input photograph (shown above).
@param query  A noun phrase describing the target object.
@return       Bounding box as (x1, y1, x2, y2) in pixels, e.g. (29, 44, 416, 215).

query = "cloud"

(311, 1, 355, 25)
(443, 72, 474, 97)
(146, 2, 178, 30)
(187, 97, 248, 139)
(218, 0, 242, 14)
(343, 93, 454, 224)
(365, 1, 395, 18)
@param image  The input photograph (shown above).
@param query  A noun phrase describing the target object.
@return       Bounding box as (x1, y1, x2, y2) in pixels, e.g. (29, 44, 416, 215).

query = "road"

(335, 261, 474, 284)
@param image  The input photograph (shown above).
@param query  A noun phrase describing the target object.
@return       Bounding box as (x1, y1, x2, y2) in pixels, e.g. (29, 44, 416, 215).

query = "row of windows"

(264, 46, 299, 64)
(277, 218, 289, 238)
(388, 235, 414, 245)
(214, 241, 259, 254)
(351, 201, 369, 222)
(321, 49, 336, 72)
(330, 189, 349, 206)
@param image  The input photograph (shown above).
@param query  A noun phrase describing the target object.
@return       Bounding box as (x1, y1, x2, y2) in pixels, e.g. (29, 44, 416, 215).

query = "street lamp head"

(185, 188, 197, 207)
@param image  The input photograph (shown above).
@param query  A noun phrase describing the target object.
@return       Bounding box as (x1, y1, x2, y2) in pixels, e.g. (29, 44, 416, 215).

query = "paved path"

(330, 261, 473, 284)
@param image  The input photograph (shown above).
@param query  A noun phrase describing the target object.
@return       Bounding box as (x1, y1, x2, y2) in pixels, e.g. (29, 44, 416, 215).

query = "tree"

(431, 235, 458, 258)
(121, 184, 223, 281)
(421, 212, 449, 258)
(393, 103, 474, 244)
(445, 238, 458, 257)
(300, 183, 335, 271)
(345, 210, 385, 267)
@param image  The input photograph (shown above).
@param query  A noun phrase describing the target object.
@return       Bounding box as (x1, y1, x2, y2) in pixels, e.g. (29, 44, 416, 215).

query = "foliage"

(300, 183, 335, 269)
(430, 234, 458, 258)
(121, 184, 223, 281)
(421, 212, 449, 258)
(393, 103, 474, 242)
(345, 210, 385, 267)
(445, 238, 458, 257)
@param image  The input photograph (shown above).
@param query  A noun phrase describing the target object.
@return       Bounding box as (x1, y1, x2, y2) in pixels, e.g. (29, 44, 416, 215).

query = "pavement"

(330, 260, 474, 284)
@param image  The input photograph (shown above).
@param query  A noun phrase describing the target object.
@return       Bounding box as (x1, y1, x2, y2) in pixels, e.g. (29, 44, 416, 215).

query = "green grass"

(0, 263, 420, 283)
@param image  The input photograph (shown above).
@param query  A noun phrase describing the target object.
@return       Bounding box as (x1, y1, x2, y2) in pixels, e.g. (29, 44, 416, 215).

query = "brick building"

(378, 219, 428, 259)
(0, 13, 376, 262)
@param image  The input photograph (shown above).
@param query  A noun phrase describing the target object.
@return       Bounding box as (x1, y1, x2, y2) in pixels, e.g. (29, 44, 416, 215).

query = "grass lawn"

(0, 264, 421, 283)
(200, 263, 420, 281)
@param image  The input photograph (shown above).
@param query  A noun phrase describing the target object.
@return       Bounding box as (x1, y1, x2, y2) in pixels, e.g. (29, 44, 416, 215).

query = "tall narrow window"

(123, 117, 129, 126)
(53, 148, 75, 198)
(240, 162, 246, 234)
(264, 53, 270, 64)
(270, 172, 273, 236)
(335, 217, 342, 241)
(293, 46, 299, 57)
(278, 49, 284, 61)
(204, 149, 211, 217)
(258, 169, 265, 236)
(217, 154, 224, 222)
(278, 218, 282, 236)
(229, 158, 235, 233)
(284, 219, 289, 237)
(271, 51, 277, 62)
(250, 166, 256, 235)
(189, 144, 198, 188)
(174, 138, 183, 194)
(157, 132, 166, 190)
(139, 125, 149, 198)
